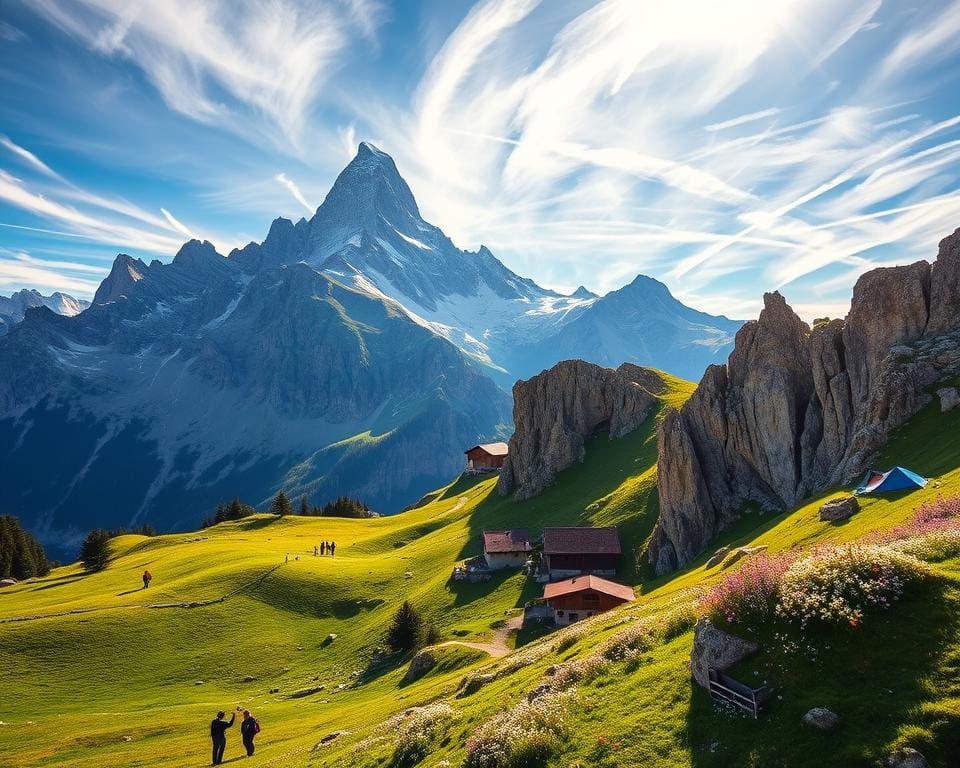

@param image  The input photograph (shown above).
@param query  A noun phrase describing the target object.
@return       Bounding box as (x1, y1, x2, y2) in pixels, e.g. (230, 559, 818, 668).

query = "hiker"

(240, 709, 260, 756)
(320, 541, 326, 556)
(330, 541, 336, 557)
(313, 545, 318, 557)
(142, 570, 152, 589)
(209, 709, 235, 765)
(285, 553, 288, 563)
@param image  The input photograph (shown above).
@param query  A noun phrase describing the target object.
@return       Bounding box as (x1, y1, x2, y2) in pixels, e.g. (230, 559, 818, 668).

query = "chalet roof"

(543, 526, 621, 555)
(543, 575, 635, 602)
(464, 442, 509, 457)
(482, 529, 531, 553)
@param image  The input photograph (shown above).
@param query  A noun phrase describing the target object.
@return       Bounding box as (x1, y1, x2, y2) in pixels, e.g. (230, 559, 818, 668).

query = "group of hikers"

(210, 708, 260, 764)
(314, 541, 336, 557)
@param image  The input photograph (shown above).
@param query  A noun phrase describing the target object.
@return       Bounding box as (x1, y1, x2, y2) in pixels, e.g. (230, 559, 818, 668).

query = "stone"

(938, 387, 960, 412)
(649, 232, 960, 572)
(723, 545, 768, 568)
(242, 675, 256, 683)
(818, 496, 860, 521)
(313, 730, 350, 750)
(689, 618, 759, 689)
(882, 748, 929, 768)
(268, 688, 280, 694)
(194, 681, 204, 686)
(498, 360, 660, 499)
(526, 684, 551, 701)
(403, 650, 436, 683)
(0, 578, 16, 587)
(285, 685, 326, 699)
(458, 672, 497, 697)
(706, 546, 731, 568)
(326, 633, 337, 642)
(802, 707, 840, 730)
(121, 736, 132, 742)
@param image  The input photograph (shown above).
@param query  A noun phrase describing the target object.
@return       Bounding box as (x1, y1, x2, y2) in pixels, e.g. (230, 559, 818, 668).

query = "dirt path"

(436, 614, 522, 658)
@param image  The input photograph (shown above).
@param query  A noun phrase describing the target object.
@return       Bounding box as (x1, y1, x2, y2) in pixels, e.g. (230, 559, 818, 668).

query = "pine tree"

(299, 495, 310, 517)
(0, 515, 50, 579)
(227, 497, 245, 520)
(386, 600, 424, 653)
(270, 490, 292, 517)
(79, 529, 111, 572)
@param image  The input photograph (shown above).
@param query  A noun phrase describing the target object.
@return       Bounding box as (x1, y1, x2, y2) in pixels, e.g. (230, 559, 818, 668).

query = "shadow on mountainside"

(686, 576, 960, 768)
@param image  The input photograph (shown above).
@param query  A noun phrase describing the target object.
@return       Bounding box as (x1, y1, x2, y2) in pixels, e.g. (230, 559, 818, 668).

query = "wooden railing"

(707, 668, 772, 719)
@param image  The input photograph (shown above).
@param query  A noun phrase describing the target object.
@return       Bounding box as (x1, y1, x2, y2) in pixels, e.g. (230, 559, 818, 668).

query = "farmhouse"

(482, 529, 532, 570)
(543, 574, 635, 625)
(464, 442, 509, 473)
(542, 526, 621, 578)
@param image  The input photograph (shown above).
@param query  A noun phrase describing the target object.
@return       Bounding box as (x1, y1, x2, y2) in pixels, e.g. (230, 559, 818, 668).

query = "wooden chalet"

(542, 574, 634, 625)
(482, 529, 532, 570)
(542, 526, 621, 578)
(464, 442, 509, 473)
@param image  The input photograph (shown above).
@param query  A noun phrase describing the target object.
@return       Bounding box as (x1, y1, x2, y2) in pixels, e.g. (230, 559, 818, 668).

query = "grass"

(3, 374, 960, 767)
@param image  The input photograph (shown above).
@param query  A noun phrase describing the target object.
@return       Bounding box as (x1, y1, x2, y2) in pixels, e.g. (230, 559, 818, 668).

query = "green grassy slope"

(3, 374, 960, 768)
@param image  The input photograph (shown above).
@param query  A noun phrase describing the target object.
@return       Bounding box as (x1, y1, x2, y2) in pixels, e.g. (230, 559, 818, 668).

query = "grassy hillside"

(3, 372, 960, 768)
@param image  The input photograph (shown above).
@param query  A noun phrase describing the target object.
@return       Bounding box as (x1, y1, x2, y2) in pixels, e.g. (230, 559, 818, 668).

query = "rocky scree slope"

(497, 360, 663, 499)
(649, 227, 960, 574)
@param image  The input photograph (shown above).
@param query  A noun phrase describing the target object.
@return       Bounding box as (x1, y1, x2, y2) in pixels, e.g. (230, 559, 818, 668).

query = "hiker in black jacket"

(210, 710, 235, 765)
(240, 709, 259, 756)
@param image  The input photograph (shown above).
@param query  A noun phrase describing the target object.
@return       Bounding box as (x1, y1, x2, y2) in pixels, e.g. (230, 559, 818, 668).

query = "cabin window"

(583, 592, 600, 604)
(568, 613, 580, 622)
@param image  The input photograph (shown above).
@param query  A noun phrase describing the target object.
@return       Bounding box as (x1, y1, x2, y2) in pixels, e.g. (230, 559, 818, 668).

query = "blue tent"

(854, 466, 927, 495)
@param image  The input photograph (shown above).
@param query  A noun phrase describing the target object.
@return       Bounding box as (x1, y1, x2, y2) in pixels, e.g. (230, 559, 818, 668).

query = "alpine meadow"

(3, 2, 960, 768)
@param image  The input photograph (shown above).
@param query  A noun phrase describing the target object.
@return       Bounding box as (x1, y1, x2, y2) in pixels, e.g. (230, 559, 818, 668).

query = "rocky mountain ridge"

(647, 228, 960, 574)
(497, 360, 663, 499)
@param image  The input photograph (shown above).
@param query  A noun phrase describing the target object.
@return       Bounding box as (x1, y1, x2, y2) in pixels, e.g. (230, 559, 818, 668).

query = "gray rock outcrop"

(690, 618, 758, 689)
(497, 360, 660, 499)
(818, 496, 860, 521)
(938, 386, 959, 412)
(650, 228, 960, 573)
(403, 649, 437, 683)
(802, 707, 840, 731)
(882, 748, 929, 768)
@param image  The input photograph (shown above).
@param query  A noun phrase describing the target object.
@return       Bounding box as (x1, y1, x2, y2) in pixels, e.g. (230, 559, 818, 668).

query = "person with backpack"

(142, 570, 152, 589)
(330, 541, 336, 557)
(209, 709, 235, 765)
(240, 709, 260, 756)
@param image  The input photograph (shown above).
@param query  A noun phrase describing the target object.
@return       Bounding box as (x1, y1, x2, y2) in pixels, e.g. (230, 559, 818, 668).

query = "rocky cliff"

(497, 360, 662, 499)
(648, 228, 960, 574)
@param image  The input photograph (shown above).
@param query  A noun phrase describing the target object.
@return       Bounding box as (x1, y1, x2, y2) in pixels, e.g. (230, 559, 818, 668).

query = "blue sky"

(1, 0, 959, 320)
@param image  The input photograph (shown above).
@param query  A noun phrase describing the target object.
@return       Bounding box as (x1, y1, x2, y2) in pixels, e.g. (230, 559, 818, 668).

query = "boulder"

(706, 546, 731, 568)
(818, 496, 860, 521)
(723, 545, 767, 568)
(802, 707, 840, 731)
(882, 748, 929, 768)
(690, 618, 758, 689)
(458, 672, 497, 697)
(938, 386, 960, 412)
(403, 650, 436, 683)
(313, 730, 350, 750)
(498, 361, 659, 499)
(0, 578, 16, 587)
(285, 685, 326, 699)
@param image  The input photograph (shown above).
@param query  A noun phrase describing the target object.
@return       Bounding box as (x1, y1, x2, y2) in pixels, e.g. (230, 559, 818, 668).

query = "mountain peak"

(93, 253, 148, 304)
(571, 285, 597, 300)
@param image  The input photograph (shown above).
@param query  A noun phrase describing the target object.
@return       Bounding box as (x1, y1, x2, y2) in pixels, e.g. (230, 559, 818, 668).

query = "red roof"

(483, 529, 531, 553)
(543, 527, 621, 555)
(543, 575, 635, 602)
(465, 442, 509, 457)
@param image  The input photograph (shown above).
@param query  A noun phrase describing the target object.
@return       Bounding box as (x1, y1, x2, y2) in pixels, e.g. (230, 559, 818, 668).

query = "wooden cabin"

(482, 529, 531, 570)
(542, 526, 621, 578)
(464, 442, 509, 473)
(543, 574, 634, 625)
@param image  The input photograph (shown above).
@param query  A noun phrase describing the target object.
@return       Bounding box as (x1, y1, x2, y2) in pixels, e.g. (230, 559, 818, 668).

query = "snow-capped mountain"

(0, 142, 738, 551)
(0, 289, 89, 336)
(231, 142, 740, 383)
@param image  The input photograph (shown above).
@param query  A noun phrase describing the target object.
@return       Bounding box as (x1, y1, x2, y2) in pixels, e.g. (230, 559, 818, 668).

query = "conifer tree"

(270, 490, 292, 517)
(79, 529, 111, 572)
(386, 600, 424, 653)
(299, 495, 310, 517)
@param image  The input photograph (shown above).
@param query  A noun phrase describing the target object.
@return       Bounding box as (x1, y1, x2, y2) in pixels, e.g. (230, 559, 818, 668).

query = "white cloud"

(274, 173, 314, 215)
(160, 207, 194, 238)
(0, 135, 63, 180)
(704, 109, 781, 132)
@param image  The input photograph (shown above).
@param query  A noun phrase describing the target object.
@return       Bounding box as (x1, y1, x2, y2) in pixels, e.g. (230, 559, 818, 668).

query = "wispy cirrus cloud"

(274, 173, 314, 215)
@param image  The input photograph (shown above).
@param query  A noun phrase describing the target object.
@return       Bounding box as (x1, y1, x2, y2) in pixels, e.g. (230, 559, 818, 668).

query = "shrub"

(79, 529, 111, 572)
(701, 554, 793, 625)
(463, 690, 574, 768)
(777, 544, 927, 629)
(391, 703, 458, 767)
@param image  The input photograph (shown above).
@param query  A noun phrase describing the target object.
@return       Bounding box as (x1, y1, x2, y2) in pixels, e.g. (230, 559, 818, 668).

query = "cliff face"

(497, 360, 661, 499)
(649, 228, 960, 574)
